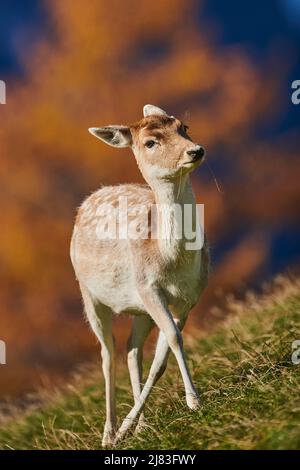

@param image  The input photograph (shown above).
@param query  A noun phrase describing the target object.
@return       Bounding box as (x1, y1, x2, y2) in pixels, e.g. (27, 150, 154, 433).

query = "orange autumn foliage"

(0, 0, 299, 397)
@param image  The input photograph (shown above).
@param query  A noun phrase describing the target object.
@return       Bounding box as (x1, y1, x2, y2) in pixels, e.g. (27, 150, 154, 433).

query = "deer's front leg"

(115, 290, 199, 444)
(148, 314, 187, 387)
(141, 288, 200, 409)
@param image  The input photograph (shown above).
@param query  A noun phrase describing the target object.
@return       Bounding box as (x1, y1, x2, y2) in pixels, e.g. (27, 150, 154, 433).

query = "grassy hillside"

(0, 276, 300, 450)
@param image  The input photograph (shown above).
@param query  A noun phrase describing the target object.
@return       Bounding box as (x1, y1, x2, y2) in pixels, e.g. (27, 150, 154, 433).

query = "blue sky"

(0, 0, 47, 75)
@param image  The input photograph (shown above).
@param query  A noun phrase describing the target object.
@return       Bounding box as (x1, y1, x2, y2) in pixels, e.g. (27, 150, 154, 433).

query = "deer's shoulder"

(76, 184, 154, 226)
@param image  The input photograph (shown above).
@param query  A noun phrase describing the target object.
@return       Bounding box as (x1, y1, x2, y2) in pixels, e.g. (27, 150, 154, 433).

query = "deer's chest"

(161, 250, 203, 316)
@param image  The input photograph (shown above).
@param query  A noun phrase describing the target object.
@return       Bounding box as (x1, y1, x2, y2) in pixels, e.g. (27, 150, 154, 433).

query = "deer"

(70, 104, 209, 446)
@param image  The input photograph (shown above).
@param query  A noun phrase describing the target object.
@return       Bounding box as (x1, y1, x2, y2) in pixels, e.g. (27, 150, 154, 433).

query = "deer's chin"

(181, 159, 203, 171)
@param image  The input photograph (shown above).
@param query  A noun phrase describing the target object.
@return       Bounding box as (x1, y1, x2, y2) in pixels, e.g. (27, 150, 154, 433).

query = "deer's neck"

(152, 175, 196, 261)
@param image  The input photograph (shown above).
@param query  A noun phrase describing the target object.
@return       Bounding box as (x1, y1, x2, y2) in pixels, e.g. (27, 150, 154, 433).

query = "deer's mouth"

(182, 156, 205, 169)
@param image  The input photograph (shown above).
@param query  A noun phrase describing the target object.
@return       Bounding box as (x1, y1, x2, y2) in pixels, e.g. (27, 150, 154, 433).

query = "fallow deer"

(70, 104, 209, 446)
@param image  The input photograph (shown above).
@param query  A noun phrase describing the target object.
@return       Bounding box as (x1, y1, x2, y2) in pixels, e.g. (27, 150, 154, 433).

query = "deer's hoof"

(102, 435, 115, 448)
(113, 430, 125, 446)
(134, 414, 147, 435)
(186, 394, 200, 410)
(102, 427, 116, 448)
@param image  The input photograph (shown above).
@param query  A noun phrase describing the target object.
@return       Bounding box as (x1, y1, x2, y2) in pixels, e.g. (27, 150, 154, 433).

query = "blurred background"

(0, 0, 299, 398)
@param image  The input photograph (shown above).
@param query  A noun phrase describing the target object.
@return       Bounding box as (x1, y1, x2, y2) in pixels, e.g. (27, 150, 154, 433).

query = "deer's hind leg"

(80, 283, 116, 447)
(127, 315, 154, 433)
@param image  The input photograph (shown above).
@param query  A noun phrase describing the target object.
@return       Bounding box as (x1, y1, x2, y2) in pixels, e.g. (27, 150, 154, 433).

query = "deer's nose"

(186, 145, 205, 161)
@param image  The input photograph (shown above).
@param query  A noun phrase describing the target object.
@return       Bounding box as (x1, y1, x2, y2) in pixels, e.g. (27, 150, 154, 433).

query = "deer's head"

(89, 105, 205, 187)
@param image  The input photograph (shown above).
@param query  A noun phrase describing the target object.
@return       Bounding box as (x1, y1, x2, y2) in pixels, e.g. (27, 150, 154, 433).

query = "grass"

(0, 275, 300, 450)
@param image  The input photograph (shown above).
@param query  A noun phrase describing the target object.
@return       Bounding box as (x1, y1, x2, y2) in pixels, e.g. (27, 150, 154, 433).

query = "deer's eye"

(145, 140, 156, 149)
(182, 124, 189, 132)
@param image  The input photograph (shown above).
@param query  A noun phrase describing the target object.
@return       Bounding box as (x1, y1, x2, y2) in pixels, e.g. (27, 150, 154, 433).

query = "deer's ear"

(88, 125, 132, 148)
(143, 104, 168, 117)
